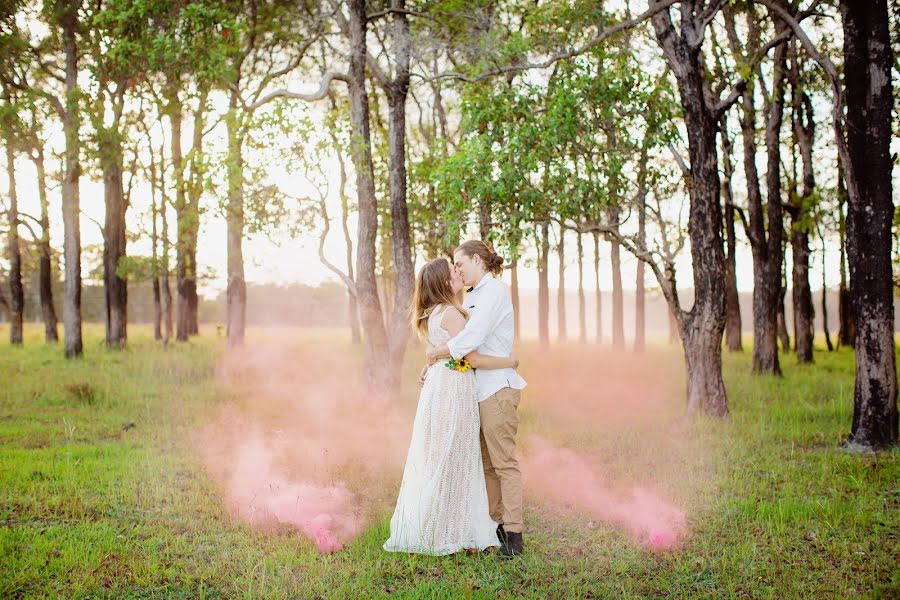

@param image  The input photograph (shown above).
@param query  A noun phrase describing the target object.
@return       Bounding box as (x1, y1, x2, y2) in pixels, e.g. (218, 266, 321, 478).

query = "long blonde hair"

(411, 258, 468, 340)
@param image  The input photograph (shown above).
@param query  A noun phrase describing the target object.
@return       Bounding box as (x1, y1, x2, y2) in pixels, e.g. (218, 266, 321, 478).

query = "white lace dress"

(383, 305, 500, 555)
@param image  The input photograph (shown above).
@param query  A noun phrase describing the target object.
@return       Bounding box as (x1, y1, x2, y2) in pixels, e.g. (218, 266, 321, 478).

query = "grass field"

(1, 324, 898, 599)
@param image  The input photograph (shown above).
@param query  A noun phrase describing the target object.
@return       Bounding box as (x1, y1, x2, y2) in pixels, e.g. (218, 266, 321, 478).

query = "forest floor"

(1, 324, 898, 599)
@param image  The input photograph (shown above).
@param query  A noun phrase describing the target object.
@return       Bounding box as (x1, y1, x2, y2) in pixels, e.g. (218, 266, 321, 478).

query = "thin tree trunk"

(102, 141, 128, 348)
(556, 225, 567, 343)
(821, 236, 833, 351)
(511, 258, 520, 341)
(593, 230, 602, 343)
(385, 0, 415, 394)
(348, 0, 389, 388)
(151, 181, 162, 341)
(331, 119, 360, 345)
(720, 119, 742, 351)
(841, 0, 898, 449)
(577, 232, 586, 343)
(161, 189, 173, 345)
(168, 87, 189, 342)
(31, 148, 58, 342)
(777, 273, 790, 352)
(725, 8, 783, 374)
(837, 166, 855, 348)
(538, 219, 550, 349)
(790, 83, 815, 363)
(225, 97, 246, 348)
(635, 199, 646, 354)
(186, 89, 207, 337)
(4, 137, 23, 344)
(61, 10, 82, 358)
(608, 205, 624, 350)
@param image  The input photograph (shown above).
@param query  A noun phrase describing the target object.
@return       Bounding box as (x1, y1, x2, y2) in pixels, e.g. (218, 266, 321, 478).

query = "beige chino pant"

(478, 386, 523, 534)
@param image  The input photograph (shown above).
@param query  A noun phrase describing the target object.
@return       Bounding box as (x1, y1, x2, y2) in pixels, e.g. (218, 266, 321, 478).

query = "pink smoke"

(197, 341, 411, 553)
(523, 436, 687, 552)
(225, 434, 359, 553)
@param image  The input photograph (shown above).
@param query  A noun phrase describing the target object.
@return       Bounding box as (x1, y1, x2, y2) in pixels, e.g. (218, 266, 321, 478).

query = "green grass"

(1, 324, 898, 599)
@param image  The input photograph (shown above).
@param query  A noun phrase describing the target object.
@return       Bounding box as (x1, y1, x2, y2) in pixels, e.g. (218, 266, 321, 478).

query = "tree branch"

(249, 71, 352, 110)
(421, 0, 680, 83)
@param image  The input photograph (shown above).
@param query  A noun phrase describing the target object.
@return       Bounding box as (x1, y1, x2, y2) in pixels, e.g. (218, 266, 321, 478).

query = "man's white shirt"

(446, 273, 527, 402)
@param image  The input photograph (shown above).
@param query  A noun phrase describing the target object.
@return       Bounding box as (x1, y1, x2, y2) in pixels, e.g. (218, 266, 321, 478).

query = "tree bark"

(651, 1, 728, 416)
(151, 186, 162, 342)
(720, 119, 742, 351)
(538, 219, 550, 349)
(511, 258, 520, 341)
(725, 8, 784, 374)
(577, 232, 586, 343)
(820, 237, 833, 351)
(607, 205, 624, 350)
(185, 91, 206, 336)
(593, 230, 601, 343)
(385, 0, 415, 393)
(61, 10, 82, 358)
(347, 0, 389, 387)
(225, 97, 246, 348)
(556, 225, 567, 343)
(777, 270, 790, 352)
(840, 0, 898, 449)
(790, 85, 815, 363)
(4, 137, 23, 344)
(102, 137, 128, 348)
(635, 195, 646, 354)
(837, 167, 855, 348)
(31, 147, 58, 342)
(330, 118, 360, 345)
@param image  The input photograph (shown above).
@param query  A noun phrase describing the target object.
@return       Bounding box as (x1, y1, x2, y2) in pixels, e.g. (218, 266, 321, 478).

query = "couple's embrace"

(383, 240, 527, 558)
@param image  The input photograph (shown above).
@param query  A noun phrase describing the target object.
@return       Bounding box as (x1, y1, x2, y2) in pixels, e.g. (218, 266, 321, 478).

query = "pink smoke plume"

(197, 341, 410, 553)
(523, 436, 687, 552)
(225, 434, 359, 552)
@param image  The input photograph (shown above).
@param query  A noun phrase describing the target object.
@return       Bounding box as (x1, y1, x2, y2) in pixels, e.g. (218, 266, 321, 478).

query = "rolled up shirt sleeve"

(447, 285, 504, 359)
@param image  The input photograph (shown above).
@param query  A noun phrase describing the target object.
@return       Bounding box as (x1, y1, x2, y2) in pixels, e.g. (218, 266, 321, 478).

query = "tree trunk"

(841, 0, 898, 449)
(837, 167, 855, 348)
(607, 205, 624, 349)
(385, 0, 415, 394)
(511, 258, 520, 341)
(102, 144, 128, 348)
(336, 137, 360, 345)
(186, 90, 207, 337)
(225, 99, 246, 348)
(538, 220, 550, 349)
(556, 225, 567, 342)
(161, 190, 173, 345)
(726, 9, 783, 374)
(791, 89, 815, 363)
(720, 120, 742, 351)
(61, 11, 82, 358)
(634, 199, 646, 354)
(151, 188, 162, 341)
(577, 232, 586, 343)
(168, 90, 188, 342)
(4, 138, 23, 344)
(651, 2, 728, 416)
(31, 149, 58, 342)
(348, 0, 389, 388)
(593, 230, 601, 343)
(821, 238, 833, 351)
(777, 279, 790, 352)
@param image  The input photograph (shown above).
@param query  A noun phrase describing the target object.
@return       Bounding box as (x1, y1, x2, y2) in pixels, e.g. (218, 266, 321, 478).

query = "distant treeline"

(5, 277, 351, 327)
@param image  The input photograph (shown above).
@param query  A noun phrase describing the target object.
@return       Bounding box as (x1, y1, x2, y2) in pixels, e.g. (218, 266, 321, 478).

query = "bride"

(384, 258, 518, 555)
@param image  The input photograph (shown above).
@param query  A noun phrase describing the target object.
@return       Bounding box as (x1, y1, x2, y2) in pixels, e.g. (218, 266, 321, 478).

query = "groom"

(424, 240, 527, 558)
